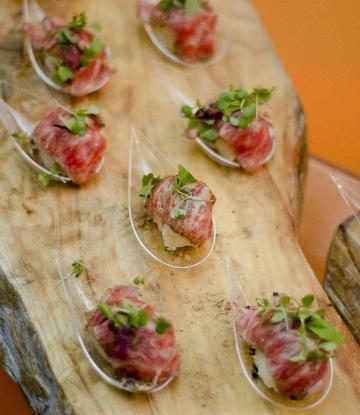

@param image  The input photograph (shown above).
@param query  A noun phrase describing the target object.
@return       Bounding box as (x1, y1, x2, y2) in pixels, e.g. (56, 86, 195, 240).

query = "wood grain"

(325, 215, 360, 344)
(0, 1, 359, 414)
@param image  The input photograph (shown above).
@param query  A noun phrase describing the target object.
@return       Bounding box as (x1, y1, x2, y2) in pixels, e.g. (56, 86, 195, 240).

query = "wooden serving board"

(0, 1, 359, 414)
(325, 214, 360, 344)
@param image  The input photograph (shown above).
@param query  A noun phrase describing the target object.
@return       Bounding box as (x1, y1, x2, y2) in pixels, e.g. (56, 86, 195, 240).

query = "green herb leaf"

(47, 55, 63, 67)
(73, 104, 101, 116)
(177, 164, 197, 186)
(271, 310, 286, 323)
(60, 116, 86, 136)
(70, 260, 84, 278)
(12, 132, 29, 146)
(170, 204, 188, 220)
(199, 125, 218, 142)
(53, 65, 74, 84)
(38, 172, 51, 186)
(229, 116, 241, 127)
(133, 275, 145, 285)
(318, 341, 337, 352)
(181, 105, 194, 118)
(82, 39, 105, 61)
(238, 116, 252, 129)
(215, 87, 274, 129)
(301, 294, 315, 308)
(159, 0, 174, 12)
(67, 12, 87, 31)
(139, 173, 160, 200)
(307, 318, 346, 344)
(184, 0, 202, 16)
(155, 317, 171, 334)
(56, 27, 77, 44)
(98, 303, 117, 324)
(279, 295, 291, 306)
(242, 103, 257, 119)
(289, 353, 307, 362)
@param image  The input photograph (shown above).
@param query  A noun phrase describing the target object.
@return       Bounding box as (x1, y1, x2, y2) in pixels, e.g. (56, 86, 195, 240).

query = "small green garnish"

(155, 318, 172, 334)
(56, 27, 77, 45)
(140, 165, 214, 220)
(67, 12, 87, 32)
(60, 105, 101, 136)
(80, 39, 105, 67)
(170, 164, 214, 219)
(216, 87, 274, 128)
(55, 13, 88, 45)
(133, 275, 145, 285)
(258, 293, 346, 362)
(139, 173, 161, 201)
(11, 132, 29, 146)
(51, 59, 74, 85)
(170, 204, 188, 220)
(182, 87, 274, 142)
(159, 0, 203, 16)
(38, 172, 51, 186)
(71, 260, 84, 278)
(98, 299, 171, 335)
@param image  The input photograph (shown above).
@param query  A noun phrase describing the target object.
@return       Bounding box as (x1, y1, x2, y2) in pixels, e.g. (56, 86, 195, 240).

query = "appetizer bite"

(12, 104, 106, 185)
(235, 293, 345, 400)
(25, 12, 111, 96)
(87, 285, 180, 386)
(139, 164, 216, 251)
(182, 88, 275, 171)
(137, 0, 217, 63)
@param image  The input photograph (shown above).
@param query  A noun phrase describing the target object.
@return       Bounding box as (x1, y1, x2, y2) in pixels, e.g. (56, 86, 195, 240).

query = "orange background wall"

(252, 0, 360, 176)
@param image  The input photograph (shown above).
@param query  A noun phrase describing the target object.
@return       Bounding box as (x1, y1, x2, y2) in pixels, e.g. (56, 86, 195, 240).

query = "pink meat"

(146, 176, 215, 247)
(87, 285, 180, 384)
(25, 20, 111, 96)
(138, 1, 217, 61)
(216, 115, 273, 172)
(236, 307, 329, 399)
(65, 51, 112, 96)
(32, 107, 106, 184)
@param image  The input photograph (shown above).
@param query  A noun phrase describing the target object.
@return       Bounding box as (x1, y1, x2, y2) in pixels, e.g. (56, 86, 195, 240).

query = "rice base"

(153, 217, 192, 251)
(253, 350, 278, 391)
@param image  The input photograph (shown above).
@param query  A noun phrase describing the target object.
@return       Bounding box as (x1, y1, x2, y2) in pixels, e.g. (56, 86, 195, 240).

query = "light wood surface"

(0, 1, 359, 414)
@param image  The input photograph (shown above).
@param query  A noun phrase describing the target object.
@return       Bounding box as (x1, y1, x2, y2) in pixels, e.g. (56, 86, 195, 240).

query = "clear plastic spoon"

(330, 172, 360, 225)
(54, 249, 177, 393)
(23, 0, 112, 96)
(0, 80, 104, 184)
(152, 61, 276, 169)
(226, 256, 334, 410)
(128, 127, 216, 269)
(139, 0, 228, 67)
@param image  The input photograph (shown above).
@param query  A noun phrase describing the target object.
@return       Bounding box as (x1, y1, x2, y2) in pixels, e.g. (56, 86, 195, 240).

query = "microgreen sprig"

(53, 12, 103, 68)
(139, 165, 214, 220)
(79, 39, 105, 67)
(58, 104, 101, 136)
(139, 173, 161, 201)
(181, 87, 274, 142)
(257, 293, 346, 362)
(98, 299, 171, 336)
(11, 132, 30, 146)
(170, 164, 215, 219)
(48, 55, 74, 85)
(56, 259, 84, 285)
(159, 0, 204, 16)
